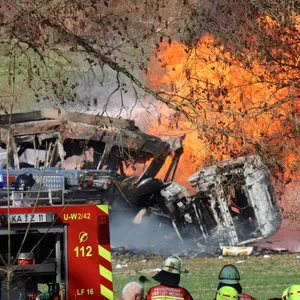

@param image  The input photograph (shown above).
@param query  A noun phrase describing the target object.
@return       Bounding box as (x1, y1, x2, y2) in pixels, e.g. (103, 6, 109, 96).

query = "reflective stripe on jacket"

(146, 284, 193, 300)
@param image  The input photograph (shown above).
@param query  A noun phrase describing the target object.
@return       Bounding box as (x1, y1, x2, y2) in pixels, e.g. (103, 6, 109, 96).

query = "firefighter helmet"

(216, 286, 238, 300)
(152, 256, 183, 287)
(282, 285, 300, 300)
(15, 174, 35, 191)
(219, 264, 240, 284)
(161, 256, 183, 274)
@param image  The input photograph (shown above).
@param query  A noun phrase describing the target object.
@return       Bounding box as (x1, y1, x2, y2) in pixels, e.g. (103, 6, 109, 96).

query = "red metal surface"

(65, 205, 102, 298)
(0, 204, 112, 299)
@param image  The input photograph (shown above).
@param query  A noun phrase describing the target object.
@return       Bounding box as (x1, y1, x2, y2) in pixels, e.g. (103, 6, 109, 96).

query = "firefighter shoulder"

(239, 293, 258, 300)
(216, 286, 258, 300)
(282, 285, 300, 300)
(145, 256, 193, 300)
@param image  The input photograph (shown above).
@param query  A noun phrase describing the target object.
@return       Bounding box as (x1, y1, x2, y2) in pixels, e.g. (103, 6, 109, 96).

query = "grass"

(112, 253, 300, 299)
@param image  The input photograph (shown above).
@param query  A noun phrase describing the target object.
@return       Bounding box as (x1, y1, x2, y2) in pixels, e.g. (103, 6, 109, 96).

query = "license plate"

(10, 213, 47, 224)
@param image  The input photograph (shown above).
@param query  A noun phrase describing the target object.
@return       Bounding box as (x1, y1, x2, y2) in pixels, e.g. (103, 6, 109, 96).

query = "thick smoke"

(109, 211, 197, 254)
(60, 65, 161, 129)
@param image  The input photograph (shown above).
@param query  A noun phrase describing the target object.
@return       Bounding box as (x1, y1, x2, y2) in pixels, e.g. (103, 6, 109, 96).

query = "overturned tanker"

(0, 109, 281, 249)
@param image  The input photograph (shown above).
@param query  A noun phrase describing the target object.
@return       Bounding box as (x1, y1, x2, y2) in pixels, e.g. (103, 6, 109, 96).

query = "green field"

(112, 253, 300, 299)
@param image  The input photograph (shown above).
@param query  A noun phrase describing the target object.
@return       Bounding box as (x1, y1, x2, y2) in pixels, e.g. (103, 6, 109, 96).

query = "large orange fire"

(144, 15, 300, 189)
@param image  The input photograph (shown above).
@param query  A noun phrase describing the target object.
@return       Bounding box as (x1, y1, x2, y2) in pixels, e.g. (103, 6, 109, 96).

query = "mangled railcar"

(0, 109, 184, 207)
(186, 156, 282, 246)
(0, 109, 281, 249)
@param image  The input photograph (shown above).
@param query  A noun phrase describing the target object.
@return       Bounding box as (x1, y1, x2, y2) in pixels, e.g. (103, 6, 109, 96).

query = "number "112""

(74, 246, 93, 257)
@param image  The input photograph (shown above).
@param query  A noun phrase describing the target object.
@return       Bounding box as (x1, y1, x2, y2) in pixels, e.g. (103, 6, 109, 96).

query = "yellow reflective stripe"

(100, 284, 114, 300)
(151, 297, 184, 300)
(97, 204, 108, 215)
(99, 265, 112, 282)
(98, 245, 111, 262)
(96, 205, 113, 298)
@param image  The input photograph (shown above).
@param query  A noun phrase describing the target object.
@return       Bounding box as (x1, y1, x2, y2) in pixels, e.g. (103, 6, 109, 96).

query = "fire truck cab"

(0, 202, 113, 300)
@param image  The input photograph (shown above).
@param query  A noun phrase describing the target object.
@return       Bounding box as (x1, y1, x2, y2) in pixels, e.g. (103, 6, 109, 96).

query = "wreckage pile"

(111, 245, 290, 259)
(0, 109, 282, 252)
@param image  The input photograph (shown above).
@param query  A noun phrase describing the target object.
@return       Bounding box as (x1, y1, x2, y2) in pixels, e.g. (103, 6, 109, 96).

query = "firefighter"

(115, 281, 144, 300)
(216, 286, 239, 300)
(213, 264, 241, 300)
(215, 264, 257, 300)
(145, 255, 193, 300)
(282, 285, 300, 300)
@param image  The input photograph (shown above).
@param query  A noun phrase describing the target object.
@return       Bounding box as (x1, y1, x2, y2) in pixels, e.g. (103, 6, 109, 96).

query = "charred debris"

(0, 109, 281, 250)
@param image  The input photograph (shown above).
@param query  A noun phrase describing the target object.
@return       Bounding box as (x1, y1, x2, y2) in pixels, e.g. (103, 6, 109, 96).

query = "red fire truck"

(0, 203, 113, 300)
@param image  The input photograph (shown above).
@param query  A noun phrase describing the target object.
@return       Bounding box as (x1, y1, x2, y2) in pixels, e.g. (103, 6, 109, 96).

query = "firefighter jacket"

(239, 294, 258, 300)
(146, 284, 194, 300)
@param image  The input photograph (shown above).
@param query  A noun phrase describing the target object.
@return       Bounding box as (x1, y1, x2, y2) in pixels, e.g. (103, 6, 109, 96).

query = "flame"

(144, 15, 300, 186)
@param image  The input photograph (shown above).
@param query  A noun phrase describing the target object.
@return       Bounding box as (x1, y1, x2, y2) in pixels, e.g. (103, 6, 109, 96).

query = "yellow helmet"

(216, 286, 239, 300)
(282, 285, 300, 300)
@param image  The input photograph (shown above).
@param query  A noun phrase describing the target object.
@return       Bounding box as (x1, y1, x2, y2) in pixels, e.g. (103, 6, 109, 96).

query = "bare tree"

(0, 0, 299, 220)
(0, 0, 189, 114)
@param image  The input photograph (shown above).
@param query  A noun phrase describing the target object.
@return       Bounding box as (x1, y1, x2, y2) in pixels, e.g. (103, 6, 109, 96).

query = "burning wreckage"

(0, 109, 281, 249)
